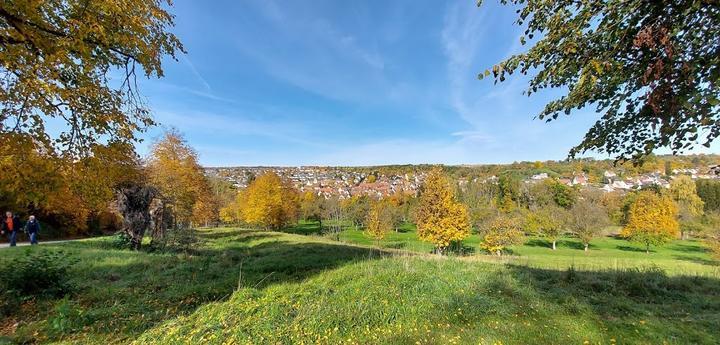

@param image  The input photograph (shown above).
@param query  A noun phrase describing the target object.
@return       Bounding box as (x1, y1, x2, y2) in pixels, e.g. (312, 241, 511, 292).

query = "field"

(288, 221, 720, 276)
(1, 227, 719, 344)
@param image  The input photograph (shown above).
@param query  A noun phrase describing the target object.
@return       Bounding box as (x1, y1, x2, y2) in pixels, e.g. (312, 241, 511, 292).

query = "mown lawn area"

(1, 227, 719, 344)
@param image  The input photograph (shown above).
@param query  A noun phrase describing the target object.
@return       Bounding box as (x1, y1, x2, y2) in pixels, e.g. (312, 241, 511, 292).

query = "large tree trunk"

(584, 243, 589, 252)
(552, 240, 557, 250)
(149, 197, 173, 247)
(116, 185, 160, 250)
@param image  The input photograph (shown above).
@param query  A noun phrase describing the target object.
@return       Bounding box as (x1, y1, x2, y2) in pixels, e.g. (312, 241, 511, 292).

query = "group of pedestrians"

(1, 211, 40, 247)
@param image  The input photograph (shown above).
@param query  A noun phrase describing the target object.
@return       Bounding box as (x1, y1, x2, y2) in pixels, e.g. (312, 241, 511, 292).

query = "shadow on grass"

(5, 228, 393, 343)
(673, 255, 719, 267)
(671, 243, 710, 254)
(383, 242, 407, 249)
(616, 245, 651, 253)
(197, 229, 256, 240)
(492, 265, 720, 343)
(526, 238, 586, 251)
(524, 238, 551, 248)
(282, 221, 323, 235)
(557, 239, 585, 250)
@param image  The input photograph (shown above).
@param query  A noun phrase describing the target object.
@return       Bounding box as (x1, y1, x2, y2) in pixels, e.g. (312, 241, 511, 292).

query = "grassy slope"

(1, 228, 719, 344)
(287, 221, 720, 276)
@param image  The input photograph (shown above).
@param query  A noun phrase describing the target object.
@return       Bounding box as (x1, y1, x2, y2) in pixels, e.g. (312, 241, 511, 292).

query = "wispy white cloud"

(152, 110, 323, 148)
(181, 55, 212, 93)
(441, 1, 494, 138)
(230, 0, 392, 104)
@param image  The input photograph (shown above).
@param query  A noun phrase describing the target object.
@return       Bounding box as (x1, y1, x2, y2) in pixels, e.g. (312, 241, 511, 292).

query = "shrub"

(0, 250, 77, 297)
(110, 231, 133, 249)
(480, 216, 525, 256)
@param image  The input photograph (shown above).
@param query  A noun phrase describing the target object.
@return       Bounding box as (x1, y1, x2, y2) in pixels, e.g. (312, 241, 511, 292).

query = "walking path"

(0, 239, 77, 249)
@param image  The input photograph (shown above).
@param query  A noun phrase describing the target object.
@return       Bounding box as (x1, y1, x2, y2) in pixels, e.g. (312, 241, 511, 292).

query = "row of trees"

(0, 129, 219, 244)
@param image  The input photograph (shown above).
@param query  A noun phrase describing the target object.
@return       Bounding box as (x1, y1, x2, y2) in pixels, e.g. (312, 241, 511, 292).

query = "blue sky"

(135, 0, 715, 166)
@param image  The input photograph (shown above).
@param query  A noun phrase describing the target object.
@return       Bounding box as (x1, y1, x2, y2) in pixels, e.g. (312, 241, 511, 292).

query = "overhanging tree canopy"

(480, 0, 720, 161)
(0, 0, 184, 157)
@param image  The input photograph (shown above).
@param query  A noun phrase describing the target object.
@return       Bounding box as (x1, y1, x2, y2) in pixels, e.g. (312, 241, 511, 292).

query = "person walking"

(25, 215, 40, 245)
(1, 211, 22, 247)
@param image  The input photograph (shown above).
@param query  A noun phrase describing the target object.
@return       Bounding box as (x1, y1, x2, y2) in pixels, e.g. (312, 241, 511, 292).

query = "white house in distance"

(531, 173, 549, 180)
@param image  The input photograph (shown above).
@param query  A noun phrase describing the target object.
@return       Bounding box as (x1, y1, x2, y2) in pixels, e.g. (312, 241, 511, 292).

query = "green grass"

(324, 222, 719, 276)
(1, 227, 719, 344)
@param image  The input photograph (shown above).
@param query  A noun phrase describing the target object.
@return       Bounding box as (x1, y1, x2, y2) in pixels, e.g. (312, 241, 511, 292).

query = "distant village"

(205, 164, 720, 199)
(205, 167, 425, 198)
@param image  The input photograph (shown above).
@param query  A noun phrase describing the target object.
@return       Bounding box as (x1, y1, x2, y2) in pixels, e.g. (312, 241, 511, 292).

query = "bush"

(110, 231, 133, 249)
(0, 289, 21, 317)
(0, 250, 77, 297)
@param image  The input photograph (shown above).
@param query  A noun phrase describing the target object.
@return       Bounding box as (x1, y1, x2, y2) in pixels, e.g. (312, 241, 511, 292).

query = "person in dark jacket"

(24, 215, 40, 245)
(1, 211, 22, 247)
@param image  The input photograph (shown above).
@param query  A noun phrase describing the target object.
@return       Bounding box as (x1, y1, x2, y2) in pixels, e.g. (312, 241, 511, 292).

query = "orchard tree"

(240, 172, 299, 230)
(670, 175, 705, 239)
(480, 216, 525, 256)
(365, 199, 393, 241)
(300, 191, 324, 227)
(566, 199, 610, 252)
(524, 206, 564, 250)
(342, 195, 371, 228)
(621, 191, 679, 253)
(480, 0, 720, 161)
(415, 168, 471, 254)
(0, 0, 183, 158)
(322, 196, 345, 237)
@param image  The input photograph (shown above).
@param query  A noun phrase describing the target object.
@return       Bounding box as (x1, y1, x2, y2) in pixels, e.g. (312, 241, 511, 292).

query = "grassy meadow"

(0, 227, 718, 344)
(288, 221, 720, 276)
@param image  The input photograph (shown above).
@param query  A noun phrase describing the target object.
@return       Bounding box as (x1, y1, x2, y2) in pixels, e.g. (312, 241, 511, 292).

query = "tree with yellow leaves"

(240, 172, 299, 230)
(480, 216, 525, 256)
(415, 168, 470, 254)
(365, 199, 393, 241)
(1, 0, 183, 159)
(621, 191, 679, 254)
(524, 206, 565, 250)
(147, 131, 215, 228)
(0, 133, 142, 235)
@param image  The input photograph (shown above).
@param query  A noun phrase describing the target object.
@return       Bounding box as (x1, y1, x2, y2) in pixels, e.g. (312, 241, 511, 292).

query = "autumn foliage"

(234, 173, 299, 230)
(480, 216, 525, 256)
(147, 131, 216, 228)
(0, 134, 141, 235)
(415, 168, 470, 253)
(365, 199, 393, 241)
(621, 191, 679, 253)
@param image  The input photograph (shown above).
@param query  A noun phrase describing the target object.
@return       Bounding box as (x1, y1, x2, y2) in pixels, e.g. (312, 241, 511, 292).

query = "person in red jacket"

(1, 211, 21, 247)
